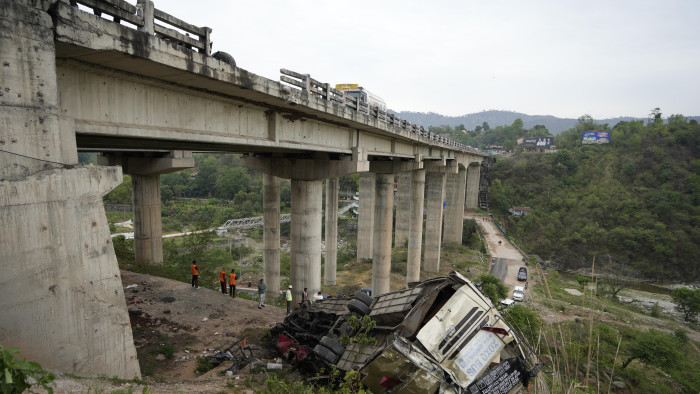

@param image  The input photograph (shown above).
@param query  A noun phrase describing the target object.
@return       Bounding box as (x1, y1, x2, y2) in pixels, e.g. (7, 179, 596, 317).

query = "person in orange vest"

(229, 269, 237, 298)
(219, 268, 227, 294)
(191, 260, 199, 288)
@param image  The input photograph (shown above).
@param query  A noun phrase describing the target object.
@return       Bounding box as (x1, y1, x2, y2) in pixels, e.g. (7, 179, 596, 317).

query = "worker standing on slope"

(229, 269, 237, 298)
(285, 285, 293, 314)
(219, 268, 227, 295)
(191, 260, 199, 289)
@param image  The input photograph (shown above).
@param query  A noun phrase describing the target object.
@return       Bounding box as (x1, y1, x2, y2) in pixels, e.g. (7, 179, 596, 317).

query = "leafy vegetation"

(0, 345, 55, 394)
(477, 273, 508, 304)
(671, 287, 700, 323)
(489, 113, 700, 280)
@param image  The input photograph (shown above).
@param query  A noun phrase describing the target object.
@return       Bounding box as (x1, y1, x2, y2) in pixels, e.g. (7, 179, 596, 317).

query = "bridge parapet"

(67, 0, 211, 55)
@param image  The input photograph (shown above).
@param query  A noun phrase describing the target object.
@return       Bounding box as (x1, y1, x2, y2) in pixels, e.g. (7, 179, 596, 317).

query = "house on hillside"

(509, 206, 531, 216)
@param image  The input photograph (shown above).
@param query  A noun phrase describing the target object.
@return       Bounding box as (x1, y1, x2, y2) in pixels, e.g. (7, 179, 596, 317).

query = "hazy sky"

(161, 1, 700, 119)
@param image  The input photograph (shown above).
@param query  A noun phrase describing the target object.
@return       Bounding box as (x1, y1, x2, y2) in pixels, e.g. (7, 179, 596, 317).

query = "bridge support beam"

(407, 169, 426, 284)
(443, 167, 467, 243)
(290, 180, 322, 304)
(0, 1, 139, 378)
(394, 171, 411, 248)
(357, 172, 376, 261)
(263, 173, 281, 301)
(372, 174, 395, 296)
(424, 169, 446, 272)
(324, 178, 338, 285)
(465, 163, 481, 209)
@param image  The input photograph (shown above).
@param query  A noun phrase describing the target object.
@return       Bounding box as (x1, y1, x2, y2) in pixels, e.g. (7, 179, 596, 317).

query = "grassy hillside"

(489, 115, 700, 281)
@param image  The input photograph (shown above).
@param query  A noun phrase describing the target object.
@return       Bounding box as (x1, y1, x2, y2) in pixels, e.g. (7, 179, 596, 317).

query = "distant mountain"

(388, 110, 700, 135)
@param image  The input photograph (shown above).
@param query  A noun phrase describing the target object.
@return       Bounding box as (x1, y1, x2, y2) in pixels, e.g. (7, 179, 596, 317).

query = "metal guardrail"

(280, 69, 475, 154)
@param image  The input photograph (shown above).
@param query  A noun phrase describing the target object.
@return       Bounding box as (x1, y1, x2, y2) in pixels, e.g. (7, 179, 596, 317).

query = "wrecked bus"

(270, 271, 543, 393)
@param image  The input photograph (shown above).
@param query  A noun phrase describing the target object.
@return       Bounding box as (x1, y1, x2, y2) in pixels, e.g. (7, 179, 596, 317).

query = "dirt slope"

(47, 271, 288, 393)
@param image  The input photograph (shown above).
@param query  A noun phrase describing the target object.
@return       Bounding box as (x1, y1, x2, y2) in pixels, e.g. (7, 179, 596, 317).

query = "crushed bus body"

(270, 271, 543, 393)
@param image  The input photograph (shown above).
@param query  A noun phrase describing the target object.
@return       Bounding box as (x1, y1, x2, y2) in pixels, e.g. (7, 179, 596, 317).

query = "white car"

(513, 286, 525, 302)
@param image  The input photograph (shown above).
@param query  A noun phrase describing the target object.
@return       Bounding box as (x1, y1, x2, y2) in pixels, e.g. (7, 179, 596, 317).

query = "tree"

(477, 274, 508, 305)
(215, 166, 250, 199)
(622, 329, 682, 369)
(575, 275, 590, 290)
(671, 287, 700, 323)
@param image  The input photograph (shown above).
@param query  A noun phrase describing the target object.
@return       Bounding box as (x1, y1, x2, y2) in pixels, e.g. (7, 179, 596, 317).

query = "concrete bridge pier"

(443, 166, 468, 243)
(465, 162, 481, 209)
(324, 178, 338, 285)
(357, 172, 376, 261)
(290, 180, 323, 303)
(406, 169, 426, 284)
(371, 174, 394, 295)
(369, 160, 422, 295)
(98, 151, 194, 264)
(394, 171, 411, 247)
(263, 173, 281, 301)
(424, 161, 450, 272)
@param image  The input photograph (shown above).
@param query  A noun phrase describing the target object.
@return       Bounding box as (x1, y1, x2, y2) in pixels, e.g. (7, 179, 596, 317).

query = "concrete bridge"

(0, 0, 486, 379)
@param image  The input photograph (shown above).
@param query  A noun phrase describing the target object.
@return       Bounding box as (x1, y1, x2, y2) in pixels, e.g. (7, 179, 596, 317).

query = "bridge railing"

(66, 0, 211, 55)
(280, 68, 474, 153)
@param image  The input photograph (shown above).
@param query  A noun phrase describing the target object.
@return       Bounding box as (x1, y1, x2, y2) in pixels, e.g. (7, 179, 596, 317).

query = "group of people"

(190, 260, 238, 297)
(190, 260, 333, 315)
(190, 260, 267, 308)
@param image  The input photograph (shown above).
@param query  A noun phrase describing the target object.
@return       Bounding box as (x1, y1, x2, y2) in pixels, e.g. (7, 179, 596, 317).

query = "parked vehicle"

(518, 267, 527, 281)
(513, 286, 524, 302)
(271, 271, 543, 392)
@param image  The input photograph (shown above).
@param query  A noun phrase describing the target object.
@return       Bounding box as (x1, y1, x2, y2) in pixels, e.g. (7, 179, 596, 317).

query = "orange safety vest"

(219, 270, 226, 282)
(229, 273, 236, 285)
(191, 264, 198, 275)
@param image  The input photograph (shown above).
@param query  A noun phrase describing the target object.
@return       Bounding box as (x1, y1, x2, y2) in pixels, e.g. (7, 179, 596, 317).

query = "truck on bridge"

(335, 84, 387, 112)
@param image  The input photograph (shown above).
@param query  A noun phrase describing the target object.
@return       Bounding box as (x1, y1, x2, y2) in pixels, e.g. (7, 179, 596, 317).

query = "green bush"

(0, 345, 55, 393)
(503, 305, 540, 343)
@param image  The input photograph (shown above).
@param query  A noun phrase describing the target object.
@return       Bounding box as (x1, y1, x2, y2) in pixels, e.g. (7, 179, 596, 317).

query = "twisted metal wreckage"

(270, 272, 544, 393)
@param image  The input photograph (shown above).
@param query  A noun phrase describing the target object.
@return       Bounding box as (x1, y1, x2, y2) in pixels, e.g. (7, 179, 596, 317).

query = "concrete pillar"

(394, 171, 411, 247)
(0, 2, 139, 378)
(357, 172, 375, 261)
(443, 168, 467, 243)
(465, 163, 481, 209)
(263, 173, 280, 301)
(290, 179, 322, 304)
(324, 178, 339, 285)
(132, 174, 163, 264)
(372, 174, 394, 296)
(424, 171, 446, 272)
(406, 169, 425, 284)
